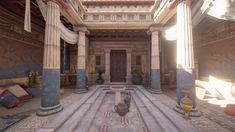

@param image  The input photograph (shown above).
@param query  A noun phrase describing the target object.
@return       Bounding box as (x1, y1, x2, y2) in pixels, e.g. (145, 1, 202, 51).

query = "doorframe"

(110, 50, 127, 83)
(104, 48, 132, 84)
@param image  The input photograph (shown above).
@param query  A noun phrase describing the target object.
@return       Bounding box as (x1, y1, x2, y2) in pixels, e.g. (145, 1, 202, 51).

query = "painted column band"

(76, 69, 86, 90)
(41, 69, 61, 107)
(150, 69, 161, 90)
(176, 68, 196, 107)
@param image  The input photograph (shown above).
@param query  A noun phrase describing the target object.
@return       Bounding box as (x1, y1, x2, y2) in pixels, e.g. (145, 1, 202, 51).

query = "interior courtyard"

(0, 0, 235, 131)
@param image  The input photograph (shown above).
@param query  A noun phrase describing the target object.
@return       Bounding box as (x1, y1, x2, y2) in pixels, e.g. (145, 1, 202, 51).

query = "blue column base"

(75, 69, 87, 94)
(149, 69, 162, 93)
(176, 68, 196, 108)
(38, 69, 63, 116)
(37, 104, 63, 116)
(173, 104, 201, 117)
(75, 88, 88, 94)
(148, 88, 162, 94)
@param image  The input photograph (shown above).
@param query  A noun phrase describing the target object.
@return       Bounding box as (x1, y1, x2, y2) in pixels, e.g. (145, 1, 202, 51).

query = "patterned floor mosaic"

(89, 93, 148, 132)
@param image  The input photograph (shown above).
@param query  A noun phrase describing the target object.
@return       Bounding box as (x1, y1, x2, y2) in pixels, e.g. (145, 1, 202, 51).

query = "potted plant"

(28, 71, 40, 87)
(96, 70, 104, 84)
(132, 69, 143, 85)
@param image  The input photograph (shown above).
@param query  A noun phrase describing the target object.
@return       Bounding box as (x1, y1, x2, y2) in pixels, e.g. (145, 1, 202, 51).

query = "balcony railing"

(84, 14, 152, 22)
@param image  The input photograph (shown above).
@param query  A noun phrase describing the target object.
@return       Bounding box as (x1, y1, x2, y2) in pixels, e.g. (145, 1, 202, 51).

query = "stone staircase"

(132, 86, 198, 132)
(38, 85, 106, 132)
(38, 85, 198, 132)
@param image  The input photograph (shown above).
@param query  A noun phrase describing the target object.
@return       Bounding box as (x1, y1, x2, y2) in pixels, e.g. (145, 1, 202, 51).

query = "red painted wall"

(196, 37, 235, 81)
(0, 36, 43, 79)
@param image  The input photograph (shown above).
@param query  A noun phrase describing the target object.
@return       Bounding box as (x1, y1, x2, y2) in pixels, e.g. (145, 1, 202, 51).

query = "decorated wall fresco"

(194, 16, 235, 81)
(0, 36, 43, 79)
(196, 37, 235, 81)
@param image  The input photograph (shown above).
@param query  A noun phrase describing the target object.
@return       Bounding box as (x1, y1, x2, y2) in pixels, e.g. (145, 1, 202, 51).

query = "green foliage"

(132, 69, 143, 77)
(28, 71, 39, 87)
(96, 70, 104, 84)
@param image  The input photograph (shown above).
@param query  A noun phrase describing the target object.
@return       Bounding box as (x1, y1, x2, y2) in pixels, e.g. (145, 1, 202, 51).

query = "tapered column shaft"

(37, 1, 63, 116)
(75, 29, 88, 93)
(126, 50, 132, 84)
(104, 49, 110, 84)
(176, 0, 196, 107)
(148, 26, 162, 93)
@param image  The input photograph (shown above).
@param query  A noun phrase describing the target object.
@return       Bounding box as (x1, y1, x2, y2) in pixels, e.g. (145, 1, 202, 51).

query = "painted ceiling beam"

(153, 0, 173, 24)
(162, 0, 214, 41)
(192, 0, 213, 27)
(150, 0, 162, 12)
(36, 0, 78, 44)
(75, 0, 87, 13)
(6, 0, 24, 3)
(81, 0, 155, 6)
(58, 0, 84, 24)
(85, 22, 152, 30)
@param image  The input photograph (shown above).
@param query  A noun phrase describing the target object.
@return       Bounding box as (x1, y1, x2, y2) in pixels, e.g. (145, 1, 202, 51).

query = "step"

(131, 93, 163, 132)
(74, 91, 106, 132)
(135, 89, 179, 132)
(40, 86, 99, 130)
(137, 86, 198, 132)
(57, 89, 102, 132)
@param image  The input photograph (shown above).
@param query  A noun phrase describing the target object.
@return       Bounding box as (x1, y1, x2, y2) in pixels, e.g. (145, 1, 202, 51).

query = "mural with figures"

(0, 36, 43, 79)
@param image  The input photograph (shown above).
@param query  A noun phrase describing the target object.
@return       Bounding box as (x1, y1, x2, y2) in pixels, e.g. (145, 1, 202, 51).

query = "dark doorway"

(110, 50, 127, 82)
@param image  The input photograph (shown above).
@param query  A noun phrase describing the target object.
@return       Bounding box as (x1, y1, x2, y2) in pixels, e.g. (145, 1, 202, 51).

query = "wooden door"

(110, 50, 127, 82)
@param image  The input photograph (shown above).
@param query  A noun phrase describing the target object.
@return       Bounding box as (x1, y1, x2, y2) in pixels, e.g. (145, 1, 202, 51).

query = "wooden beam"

(6, 0, 24, 3)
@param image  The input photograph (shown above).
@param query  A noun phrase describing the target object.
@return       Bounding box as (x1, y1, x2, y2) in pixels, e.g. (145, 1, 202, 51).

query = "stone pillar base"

(74, 88, 88, 94)
(104, 75, 110, 84)
(75, 69, 87, 94)
(37, 104, 63, 116)
(126, 75, 132, 84)
(148, 88, 162, 94)
(174, 104, 201, 117)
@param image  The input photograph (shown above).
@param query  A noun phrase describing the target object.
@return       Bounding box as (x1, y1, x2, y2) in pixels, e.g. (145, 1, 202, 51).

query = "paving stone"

(5, 85, 234, 132)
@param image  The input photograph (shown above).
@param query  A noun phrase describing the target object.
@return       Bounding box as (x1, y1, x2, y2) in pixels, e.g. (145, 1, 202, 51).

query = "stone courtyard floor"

(3, 85, 235, 132)
(162, 86, 235, 132)
(89, 93, 147, 132)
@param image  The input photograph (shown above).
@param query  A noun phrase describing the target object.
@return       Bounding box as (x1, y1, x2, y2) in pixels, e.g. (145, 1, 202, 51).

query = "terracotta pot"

(180, 89, 193, 119)
(96, 79, 104, 84)
(224, 104, 235, 116)
(132, 75, 143, 85)
(115, 102, 129, 116)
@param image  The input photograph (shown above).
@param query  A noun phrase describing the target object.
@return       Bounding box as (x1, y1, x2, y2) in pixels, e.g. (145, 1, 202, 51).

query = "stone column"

(104, 49, 111, 84)
(126, 49, 132, 84)
(147, 40, 151, 87)
(148, 25, 162, 93)
(37, 1, 63, 116)
(174, 0, 200, 116)
(74, 25, 89, 93)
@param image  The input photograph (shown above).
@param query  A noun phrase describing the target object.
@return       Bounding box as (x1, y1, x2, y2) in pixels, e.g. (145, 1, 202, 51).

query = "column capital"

(167, 0, 191, 9)
(73, 24, 90, 34)
(147, 24, 162, 35)
(104, 49, 111, 53)
(44, 0, 71, 9)
(43, 0, 59, 4)
(126, 49, 132, 53)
